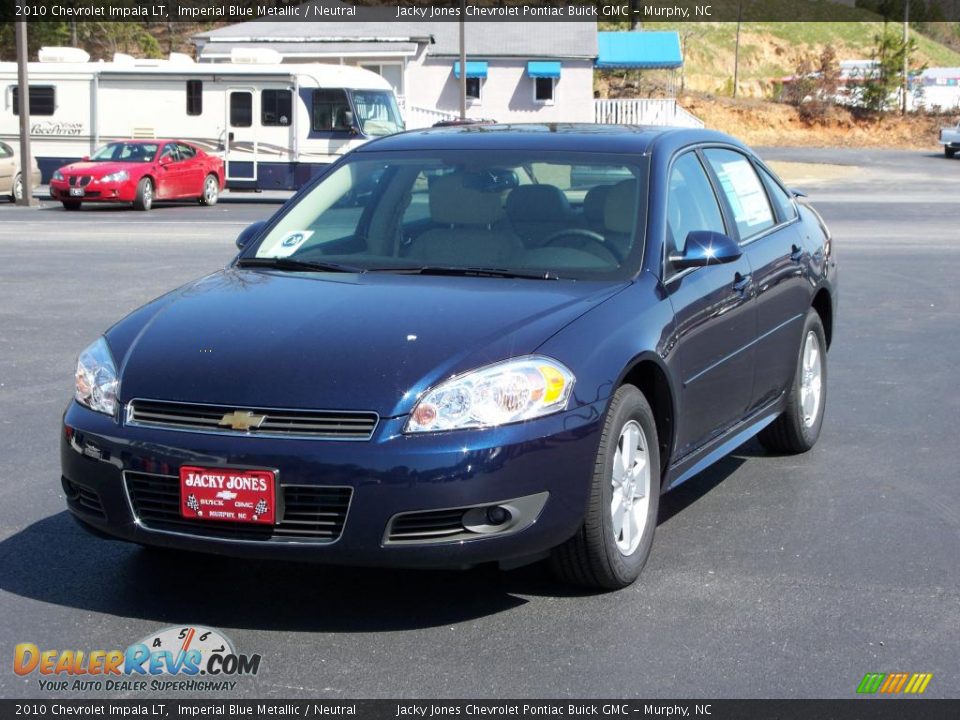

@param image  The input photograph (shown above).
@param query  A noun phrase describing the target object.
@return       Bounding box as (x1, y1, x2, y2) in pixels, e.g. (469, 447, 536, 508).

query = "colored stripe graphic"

(904, 673, 933, 694)
(857, 673, 885, 694)
(857, 672, 932, 694)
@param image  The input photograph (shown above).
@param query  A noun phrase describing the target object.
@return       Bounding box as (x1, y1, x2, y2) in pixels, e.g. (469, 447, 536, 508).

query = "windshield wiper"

(366, 266, 560, 280)
(237, 257, 363, 273)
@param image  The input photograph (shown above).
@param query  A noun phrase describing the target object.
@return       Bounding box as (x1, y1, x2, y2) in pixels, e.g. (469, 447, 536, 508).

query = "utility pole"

(901, 0, 910, 115)
(459, 0, 467, 120)
(733, 4, 742, 99)
(15, 21, 37, 207)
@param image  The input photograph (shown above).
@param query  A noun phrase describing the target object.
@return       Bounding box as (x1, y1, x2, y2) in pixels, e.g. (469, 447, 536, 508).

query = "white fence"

(594, 98, 704, 128)
(402, 102, 460, 129)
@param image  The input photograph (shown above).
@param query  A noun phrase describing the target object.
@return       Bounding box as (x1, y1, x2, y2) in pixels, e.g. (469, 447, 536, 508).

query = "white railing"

(594, 98, 704, 128)
(402, 103, 460, 129)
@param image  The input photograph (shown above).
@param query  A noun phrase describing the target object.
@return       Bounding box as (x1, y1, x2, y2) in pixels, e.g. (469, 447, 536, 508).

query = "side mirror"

(159, 155, 173, 165)
(235, 220, 267, 251)
(669, 230, 742, 270)
(81, 155, 89, 161)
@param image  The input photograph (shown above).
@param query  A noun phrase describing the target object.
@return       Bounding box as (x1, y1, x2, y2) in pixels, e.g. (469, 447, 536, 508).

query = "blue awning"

(527, 61, 561, 79)
(596, 31, 683, 70)
(453, 61, 488, 79)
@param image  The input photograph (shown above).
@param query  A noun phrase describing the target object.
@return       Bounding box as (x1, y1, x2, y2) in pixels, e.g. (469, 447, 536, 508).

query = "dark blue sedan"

(62, 125, 837, 589)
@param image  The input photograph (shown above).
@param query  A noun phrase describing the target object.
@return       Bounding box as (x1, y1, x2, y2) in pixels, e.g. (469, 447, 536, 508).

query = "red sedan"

(49, 140, 224, 211)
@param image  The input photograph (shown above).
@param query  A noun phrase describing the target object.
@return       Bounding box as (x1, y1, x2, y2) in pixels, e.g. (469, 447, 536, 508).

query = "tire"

(945, 146, 956, 158)
(199, 174, 219, 206)
(758, 309, 828, 454)
(12, 173, 23, 202)
(551, 384, 660, 590)
(61, 200, 81, 211)
(133, 177, 153, 211)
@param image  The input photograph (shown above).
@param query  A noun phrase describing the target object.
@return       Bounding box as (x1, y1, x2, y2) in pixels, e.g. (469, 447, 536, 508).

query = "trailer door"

(225, 87, 258, 184)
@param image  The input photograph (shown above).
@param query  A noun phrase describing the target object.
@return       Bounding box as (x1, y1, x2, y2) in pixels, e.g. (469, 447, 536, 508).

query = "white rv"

(0, 48, 404, 190)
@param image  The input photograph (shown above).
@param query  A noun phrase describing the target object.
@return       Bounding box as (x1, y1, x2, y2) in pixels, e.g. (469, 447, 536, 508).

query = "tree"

(853, 26, 918, 114)
(783, 44, 841, 124)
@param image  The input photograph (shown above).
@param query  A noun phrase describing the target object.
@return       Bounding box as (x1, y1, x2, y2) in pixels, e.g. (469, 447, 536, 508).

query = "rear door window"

(703, 148, 775, 241)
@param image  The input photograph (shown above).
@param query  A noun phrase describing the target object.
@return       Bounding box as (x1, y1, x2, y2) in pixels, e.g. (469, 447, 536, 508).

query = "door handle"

(733, 272, 753, 296)
(790, 244, 804, 262)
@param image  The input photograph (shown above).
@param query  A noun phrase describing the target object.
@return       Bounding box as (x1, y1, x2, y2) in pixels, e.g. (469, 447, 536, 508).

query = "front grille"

(126, 399, 378, 441)
(68, 175, 92, 187)
(125, 472, 351, 542)
(387, 508, 468, 543)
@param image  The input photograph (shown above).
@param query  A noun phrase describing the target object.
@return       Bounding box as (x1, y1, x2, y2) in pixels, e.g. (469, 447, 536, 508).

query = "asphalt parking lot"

(0, 148, 957, 699)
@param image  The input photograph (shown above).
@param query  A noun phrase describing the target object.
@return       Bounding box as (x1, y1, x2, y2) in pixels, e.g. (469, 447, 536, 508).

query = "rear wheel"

(758, 308, 827, 454)
(12, 173, 23, 202)
(61, 200, 81, 211)
(133, 177, 153, 211)
(946, 146, 956, 158)
(199, 174, 219, 206)
(551, 384, 660, 590)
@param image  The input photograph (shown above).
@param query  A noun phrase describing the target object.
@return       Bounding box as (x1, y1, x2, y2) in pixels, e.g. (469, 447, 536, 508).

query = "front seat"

(406, 173, 521, 266)
(504, 184, 575, 248)
(602, 179, 639, 258)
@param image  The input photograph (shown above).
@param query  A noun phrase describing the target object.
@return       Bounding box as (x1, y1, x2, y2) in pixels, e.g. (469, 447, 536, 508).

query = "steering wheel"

(542, 228, 624, 264)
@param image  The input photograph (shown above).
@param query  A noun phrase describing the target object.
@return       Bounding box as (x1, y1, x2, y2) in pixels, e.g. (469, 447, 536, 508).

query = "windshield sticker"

(273, 230, 313, 257)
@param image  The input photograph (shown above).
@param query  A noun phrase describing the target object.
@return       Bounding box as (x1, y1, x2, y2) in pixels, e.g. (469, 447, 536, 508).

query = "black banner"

(1, 700, 960, 720)
(3, 0, 960, 23)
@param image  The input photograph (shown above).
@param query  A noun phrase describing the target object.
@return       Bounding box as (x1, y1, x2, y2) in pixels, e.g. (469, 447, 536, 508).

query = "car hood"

(109, 269, 627, 418)
(60, 161, 145, 175)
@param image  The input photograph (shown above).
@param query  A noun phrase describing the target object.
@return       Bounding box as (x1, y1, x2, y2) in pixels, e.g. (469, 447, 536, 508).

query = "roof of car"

(357, 124, 744, 156)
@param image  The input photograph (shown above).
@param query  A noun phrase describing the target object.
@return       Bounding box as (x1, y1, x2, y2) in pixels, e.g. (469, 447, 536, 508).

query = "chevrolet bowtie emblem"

(218, 410, 266, 431)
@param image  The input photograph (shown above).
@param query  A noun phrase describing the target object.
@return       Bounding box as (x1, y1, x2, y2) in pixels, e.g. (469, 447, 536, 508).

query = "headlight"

(99, 170, 128, 183)
(52, 170, 64, 181)
(75, 337, 120, 416)
(405, 356, 575, 433)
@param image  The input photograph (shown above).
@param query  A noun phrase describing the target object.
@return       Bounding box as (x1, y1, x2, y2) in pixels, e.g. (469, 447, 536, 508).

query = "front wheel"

(62, 200, 81, 211)
(199, 174, 219, 206)
(758, 309, 828, 454)
(551, 384, 660, 590)
(133, 177, 153, 211)
(946, 146, 956, 158)
(12, 173, 23, 202)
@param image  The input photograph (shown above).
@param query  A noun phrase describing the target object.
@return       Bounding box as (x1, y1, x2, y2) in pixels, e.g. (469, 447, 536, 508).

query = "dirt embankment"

(682, 93, 958, 149)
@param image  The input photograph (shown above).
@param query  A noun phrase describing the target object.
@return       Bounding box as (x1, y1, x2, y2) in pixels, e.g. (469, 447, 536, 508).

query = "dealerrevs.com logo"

(13, 625, 261, 693)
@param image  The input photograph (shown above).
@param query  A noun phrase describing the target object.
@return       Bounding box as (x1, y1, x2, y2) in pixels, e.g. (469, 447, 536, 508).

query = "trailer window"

(312, 89, 353, 132)
(262, 89, 292, 127)
(230, 91, 252, 128)
(11, 86, 55, 116)
(186, 80, 202, 116)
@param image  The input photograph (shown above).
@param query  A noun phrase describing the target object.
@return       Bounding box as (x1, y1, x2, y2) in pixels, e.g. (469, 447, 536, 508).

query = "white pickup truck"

(939, 122, 960, 157)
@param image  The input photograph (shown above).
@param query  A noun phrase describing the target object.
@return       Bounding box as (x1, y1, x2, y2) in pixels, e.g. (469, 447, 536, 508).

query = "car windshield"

(246, 151, 647, 281)
(349, 90, 404, 136)
(89, 142, 158, 163)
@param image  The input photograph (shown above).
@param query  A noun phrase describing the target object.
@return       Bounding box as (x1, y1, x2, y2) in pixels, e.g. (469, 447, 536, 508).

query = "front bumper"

(50, 181, 135, 203)
(61, 399, 607, 568)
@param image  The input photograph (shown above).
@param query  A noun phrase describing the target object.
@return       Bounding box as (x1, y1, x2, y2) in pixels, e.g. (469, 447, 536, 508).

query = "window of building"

(229, 91, 253, 128)
(186, 80, 203, 116)
(261, 89, 292, 127)
(465, 77, 482, 102)
(534, 77, 555, 104)
(11, 86, 55, 116)
(312, 89, 353, 132)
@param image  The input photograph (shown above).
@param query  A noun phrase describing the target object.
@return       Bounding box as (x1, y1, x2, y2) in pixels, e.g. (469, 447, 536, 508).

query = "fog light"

(61, 476, 80, 500)
(486, 506, 511, 526)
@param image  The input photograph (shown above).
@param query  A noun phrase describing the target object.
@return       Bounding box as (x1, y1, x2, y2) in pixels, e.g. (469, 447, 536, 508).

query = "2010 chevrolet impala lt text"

(61, 125, 837, 589)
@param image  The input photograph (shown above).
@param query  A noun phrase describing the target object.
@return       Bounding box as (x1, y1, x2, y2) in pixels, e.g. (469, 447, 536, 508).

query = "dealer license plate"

(179, 466, 276, 525)
(69, 187, 85, 197)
